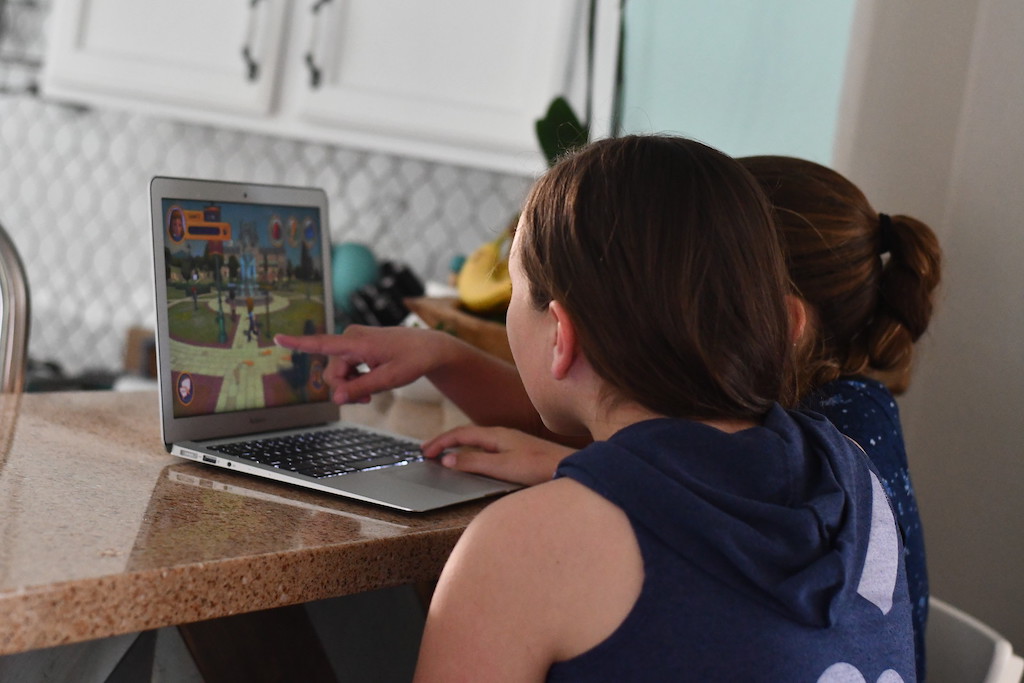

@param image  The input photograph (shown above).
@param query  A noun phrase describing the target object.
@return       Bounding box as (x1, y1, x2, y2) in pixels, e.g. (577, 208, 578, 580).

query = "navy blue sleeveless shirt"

(547, 405, 916, 682)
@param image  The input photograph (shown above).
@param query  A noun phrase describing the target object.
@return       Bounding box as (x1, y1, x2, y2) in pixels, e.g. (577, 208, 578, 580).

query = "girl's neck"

(585, 402, 759, 442)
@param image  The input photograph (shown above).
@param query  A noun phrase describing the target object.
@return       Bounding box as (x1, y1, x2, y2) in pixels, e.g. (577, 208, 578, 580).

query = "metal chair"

(0, 222, 30, 393)
(927, 596, 1024, 683)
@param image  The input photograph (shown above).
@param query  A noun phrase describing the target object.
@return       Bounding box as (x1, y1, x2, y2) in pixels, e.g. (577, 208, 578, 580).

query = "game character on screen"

(245, 296, 259, 342)
(177, 373, 194, 405)
(168, 208, 185, 242)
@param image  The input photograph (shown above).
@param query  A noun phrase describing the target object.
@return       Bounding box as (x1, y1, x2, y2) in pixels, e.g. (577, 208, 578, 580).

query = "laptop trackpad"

(324, 461, 519, 512)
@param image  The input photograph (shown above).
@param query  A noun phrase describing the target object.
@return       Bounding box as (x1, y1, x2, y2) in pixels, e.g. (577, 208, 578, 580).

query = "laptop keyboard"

(210, 427, 423, 479)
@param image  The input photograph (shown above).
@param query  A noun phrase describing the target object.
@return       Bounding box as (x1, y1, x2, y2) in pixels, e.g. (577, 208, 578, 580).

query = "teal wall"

(619, 0, 856, 164)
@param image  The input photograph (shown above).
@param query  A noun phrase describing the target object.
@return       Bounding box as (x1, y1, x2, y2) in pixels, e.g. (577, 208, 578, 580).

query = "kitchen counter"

(0, 389, 487, 655)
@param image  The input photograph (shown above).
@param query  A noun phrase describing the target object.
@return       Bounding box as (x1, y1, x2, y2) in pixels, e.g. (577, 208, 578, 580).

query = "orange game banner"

(183, 210, 231, 241)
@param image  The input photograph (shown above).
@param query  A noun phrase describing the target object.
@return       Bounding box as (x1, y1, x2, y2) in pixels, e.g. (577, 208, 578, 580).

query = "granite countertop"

(0, 390, 487, 656)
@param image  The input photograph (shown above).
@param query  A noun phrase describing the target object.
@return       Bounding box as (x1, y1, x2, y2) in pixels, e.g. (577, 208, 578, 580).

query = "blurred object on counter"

(332, 242, 379, 314)
(123, 326, 157, 378)
(115, 326, 159, 390)
(330, 240, 425, 329)
(448, 254, 466, 287)
(404, 296, 512, 364)
(345, 260, 425, 328)
(455, 220, 514, 315)
(25, 358, 118, 392)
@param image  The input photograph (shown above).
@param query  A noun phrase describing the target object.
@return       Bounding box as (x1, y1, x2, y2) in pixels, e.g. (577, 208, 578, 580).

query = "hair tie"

(878, 213, 894, 255)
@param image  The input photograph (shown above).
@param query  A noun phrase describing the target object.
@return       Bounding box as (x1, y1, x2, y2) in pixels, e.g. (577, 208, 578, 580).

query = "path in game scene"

(168, 292, 318, 412)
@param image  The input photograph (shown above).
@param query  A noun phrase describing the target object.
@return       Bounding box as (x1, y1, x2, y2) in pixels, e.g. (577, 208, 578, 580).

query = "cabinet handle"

(305, 0, 334, 89)
(242, 0, 267, 82)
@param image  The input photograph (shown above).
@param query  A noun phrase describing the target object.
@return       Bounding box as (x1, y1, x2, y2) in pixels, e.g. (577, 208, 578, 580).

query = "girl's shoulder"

(419, 478, 643, 677)
(462, 477, 641, 601)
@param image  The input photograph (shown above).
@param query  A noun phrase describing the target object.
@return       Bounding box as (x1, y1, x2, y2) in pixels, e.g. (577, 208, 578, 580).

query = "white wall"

(836, 0, 1024, 650)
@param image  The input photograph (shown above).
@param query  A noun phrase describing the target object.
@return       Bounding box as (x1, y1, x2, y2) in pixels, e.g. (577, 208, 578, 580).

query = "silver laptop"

(149, 176, 519, 512)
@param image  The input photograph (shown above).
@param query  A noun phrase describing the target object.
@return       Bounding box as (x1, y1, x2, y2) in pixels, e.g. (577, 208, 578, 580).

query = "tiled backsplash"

(0, 4, 532, 377)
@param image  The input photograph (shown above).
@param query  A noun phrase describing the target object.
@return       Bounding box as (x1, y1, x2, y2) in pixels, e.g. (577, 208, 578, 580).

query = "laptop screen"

(159, 197, 331, 419)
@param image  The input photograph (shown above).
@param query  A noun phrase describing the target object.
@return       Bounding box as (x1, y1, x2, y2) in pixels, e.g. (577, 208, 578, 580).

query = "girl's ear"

(548, 301, 578, 380)
(786, 294, 810, 346)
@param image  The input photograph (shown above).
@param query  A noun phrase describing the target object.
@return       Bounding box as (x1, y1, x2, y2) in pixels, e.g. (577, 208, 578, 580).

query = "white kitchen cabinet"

(42, 0, 289, 117)
(42, 0, 589, 174)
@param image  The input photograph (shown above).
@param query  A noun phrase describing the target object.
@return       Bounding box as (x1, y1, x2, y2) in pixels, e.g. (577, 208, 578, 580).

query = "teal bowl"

(332, 242, 379, 313)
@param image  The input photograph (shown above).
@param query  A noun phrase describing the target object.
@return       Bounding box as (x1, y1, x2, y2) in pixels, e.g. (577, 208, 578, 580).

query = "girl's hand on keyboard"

(421, 426, 573, 486)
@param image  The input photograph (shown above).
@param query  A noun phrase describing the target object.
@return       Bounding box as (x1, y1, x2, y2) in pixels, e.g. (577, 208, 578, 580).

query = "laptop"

(149, 176, 520, 512)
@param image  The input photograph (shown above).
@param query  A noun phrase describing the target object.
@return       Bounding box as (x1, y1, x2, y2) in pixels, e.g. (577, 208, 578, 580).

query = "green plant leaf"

(535, 96, 590, 167)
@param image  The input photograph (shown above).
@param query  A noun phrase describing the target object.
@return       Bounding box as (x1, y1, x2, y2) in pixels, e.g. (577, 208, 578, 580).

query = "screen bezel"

(150, 176, 338, 447)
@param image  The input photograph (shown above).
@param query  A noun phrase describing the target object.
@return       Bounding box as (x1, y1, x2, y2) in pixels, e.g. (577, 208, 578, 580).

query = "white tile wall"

(0, 3, 532, 377)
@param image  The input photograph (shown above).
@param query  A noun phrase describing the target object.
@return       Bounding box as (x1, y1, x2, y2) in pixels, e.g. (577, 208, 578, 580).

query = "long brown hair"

(518, 136, 795, 420)
(740, 156, 942, 395)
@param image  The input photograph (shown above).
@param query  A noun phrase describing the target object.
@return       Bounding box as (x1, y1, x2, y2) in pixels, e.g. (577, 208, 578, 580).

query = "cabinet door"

(294, 0, 584, 172)
(42, 0, 288, 116)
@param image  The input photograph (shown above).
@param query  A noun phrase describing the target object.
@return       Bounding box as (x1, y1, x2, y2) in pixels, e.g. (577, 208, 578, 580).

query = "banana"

(457, 229, 513, 314)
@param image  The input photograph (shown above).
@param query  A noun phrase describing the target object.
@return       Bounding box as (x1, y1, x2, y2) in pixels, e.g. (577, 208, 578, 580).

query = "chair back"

(927, 597, 1024, 683)
(0, 222, 30, 393)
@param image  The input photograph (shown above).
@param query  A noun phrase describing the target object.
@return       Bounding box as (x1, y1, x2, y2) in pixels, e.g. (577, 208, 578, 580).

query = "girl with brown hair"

(741, 155, 941, 679)
(279, 136, 917, 679)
